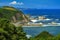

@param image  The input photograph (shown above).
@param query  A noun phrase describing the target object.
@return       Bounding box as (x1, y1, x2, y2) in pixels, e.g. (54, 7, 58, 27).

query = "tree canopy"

(0, 18, 28, 40)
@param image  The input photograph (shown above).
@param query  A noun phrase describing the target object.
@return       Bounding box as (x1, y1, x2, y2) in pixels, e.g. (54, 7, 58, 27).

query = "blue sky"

(0, 0, 60, 9)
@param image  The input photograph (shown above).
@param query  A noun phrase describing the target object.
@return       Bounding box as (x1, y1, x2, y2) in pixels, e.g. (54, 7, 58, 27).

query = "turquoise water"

(23, 26, 60, 37)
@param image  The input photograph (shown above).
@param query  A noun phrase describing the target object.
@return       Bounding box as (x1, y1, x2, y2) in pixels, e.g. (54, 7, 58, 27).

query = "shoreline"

(22, 25, 60, 27)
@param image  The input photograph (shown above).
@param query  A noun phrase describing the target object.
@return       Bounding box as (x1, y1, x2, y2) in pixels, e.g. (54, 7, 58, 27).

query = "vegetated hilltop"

(0, 6, 29, 23)
(30, 31, 60, 40)
(30, 31, 54, 40)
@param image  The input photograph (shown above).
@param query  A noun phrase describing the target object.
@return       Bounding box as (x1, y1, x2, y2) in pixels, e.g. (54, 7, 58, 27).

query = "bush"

(0, 18, 28, 40)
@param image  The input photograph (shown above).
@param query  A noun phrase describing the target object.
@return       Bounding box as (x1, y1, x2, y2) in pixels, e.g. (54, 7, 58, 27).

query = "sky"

(0, 0, 60, 9)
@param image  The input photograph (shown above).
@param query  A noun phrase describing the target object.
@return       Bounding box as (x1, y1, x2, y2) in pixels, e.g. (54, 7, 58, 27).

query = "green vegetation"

(0, 6, 28, 22)
(35, 31, 53, 40)
(0, 18, 28, 40)
(30, 31, 60, 40)
(0, 6, 60, 40)
(0, 6, 29, 40)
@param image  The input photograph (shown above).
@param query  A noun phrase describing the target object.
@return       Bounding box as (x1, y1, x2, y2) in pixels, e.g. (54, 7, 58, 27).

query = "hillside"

(0, 6, 29, 23)
(34, 31, 53, 40)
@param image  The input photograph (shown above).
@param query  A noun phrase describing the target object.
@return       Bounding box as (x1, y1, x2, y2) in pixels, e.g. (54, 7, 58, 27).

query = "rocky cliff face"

(0, 6, 29, 23)
(12, 13, 29, 23)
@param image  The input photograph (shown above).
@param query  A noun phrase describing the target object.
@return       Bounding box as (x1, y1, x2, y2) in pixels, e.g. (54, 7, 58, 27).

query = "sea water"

(21, 9, 60, 37)
(23, 26, 60, 37)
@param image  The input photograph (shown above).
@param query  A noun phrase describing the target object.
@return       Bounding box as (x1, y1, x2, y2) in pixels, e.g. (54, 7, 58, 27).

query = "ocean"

(20, 9, 60, 37)
(21, 9, 60, 19)
(23, 26, 60, 37)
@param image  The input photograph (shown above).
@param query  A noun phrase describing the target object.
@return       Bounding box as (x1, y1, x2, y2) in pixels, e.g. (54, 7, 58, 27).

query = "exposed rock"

(0, 6, 29, 23)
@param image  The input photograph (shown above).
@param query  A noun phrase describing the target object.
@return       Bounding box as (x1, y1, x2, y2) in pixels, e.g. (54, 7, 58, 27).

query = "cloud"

(10, 1, 16, 4)
(9, 1, 24, 5)
(18, 2, 24, 5)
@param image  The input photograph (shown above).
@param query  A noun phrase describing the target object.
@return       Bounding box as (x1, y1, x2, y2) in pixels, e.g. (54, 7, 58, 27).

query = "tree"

(0, 18, 27, 40)
(30, 31, 54, 40)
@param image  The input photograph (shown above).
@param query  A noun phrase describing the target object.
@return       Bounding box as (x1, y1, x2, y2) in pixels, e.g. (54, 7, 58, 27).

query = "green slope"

(0, 6, 29, 22)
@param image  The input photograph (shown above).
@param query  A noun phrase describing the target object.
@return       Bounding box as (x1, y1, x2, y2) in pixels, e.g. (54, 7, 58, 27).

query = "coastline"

(22, 25, 60, 27)
(22, 26, 41, 27)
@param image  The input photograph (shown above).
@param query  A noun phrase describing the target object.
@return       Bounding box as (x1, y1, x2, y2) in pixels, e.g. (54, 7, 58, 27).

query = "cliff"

(0, 6, 29, 23)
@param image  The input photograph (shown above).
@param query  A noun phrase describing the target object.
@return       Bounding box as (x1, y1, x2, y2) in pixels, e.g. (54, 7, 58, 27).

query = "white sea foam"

(45, 18, 52, 21)
(31, 20, 39, 22)
(26, 35, 32, 38)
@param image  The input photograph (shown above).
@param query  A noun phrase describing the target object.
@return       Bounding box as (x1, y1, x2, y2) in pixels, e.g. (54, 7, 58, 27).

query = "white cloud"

(18, 2, 24, 5)
(9, 1, 17, 4)
(9, 1, 24, 5)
